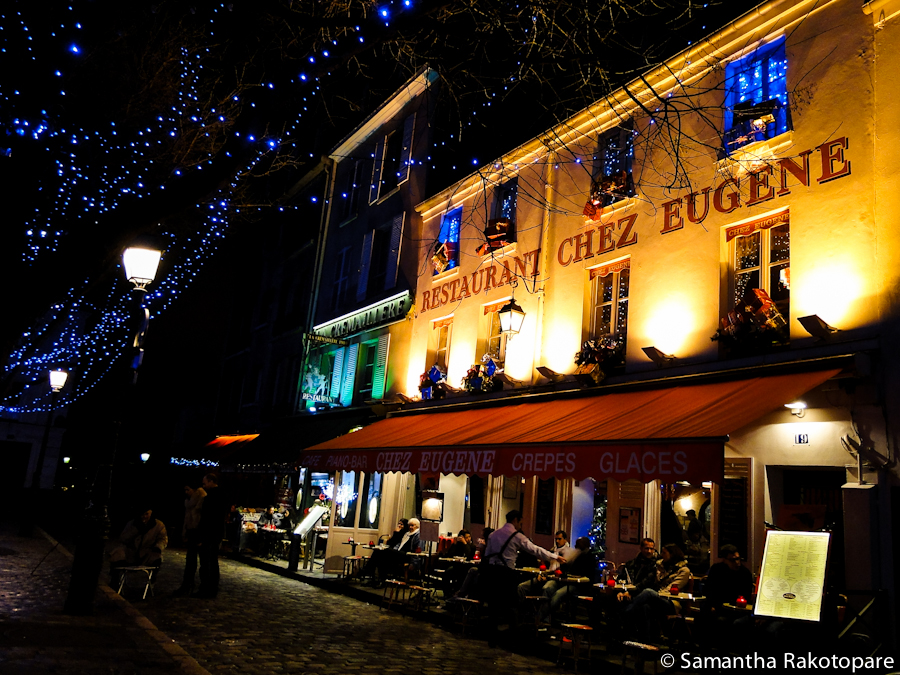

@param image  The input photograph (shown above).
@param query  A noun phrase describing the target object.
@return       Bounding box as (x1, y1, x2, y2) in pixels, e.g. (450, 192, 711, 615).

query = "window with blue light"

(478, 180, 516, 255)
(723, 39, 789, 154)
(432, 207, 461, 275)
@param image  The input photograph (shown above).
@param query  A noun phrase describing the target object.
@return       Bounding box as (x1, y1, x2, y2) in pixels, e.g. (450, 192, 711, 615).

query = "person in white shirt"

(517, 530, 576, 601)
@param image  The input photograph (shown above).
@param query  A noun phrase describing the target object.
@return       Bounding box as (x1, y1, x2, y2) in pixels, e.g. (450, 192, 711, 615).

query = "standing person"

(173, 484, 206, 596)
(108, 507, 168, 587)
(194, 473, 226, 598)
(481, 510, 564, 646)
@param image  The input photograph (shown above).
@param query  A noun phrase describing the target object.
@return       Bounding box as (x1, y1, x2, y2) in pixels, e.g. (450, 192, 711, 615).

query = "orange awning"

(302, 369, 839, 483)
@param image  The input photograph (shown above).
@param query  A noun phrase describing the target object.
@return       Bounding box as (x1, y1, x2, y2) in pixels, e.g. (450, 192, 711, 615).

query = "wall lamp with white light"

(498, 298, 526, 336)
(798, 315, 839, 340)
(140, 452, 151, 463)
(642, 346, 675, 367)
(785, 401, 807, 417)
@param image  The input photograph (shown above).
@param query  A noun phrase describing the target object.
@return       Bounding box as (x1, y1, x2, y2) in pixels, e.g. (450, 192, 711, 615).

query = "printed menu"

(754, 530, 830, 622)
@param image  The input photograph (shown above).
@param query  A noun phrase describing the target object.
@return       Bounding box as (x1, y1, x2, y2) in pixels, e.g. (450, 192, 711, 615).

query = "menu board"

(754, 530, 830, 622)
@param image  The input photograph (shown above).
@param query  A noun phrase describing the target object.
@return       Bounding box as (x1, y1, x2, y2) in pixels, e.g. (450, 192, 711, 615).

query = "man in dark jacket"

(616, 538, 660, 599)
(195, 473, 227, 598)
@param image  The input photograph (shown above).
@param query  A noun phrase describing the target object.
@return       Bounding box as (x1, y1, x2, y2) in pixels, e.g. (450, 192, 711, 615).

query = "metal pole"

(64, 289, 146, 615)
(18, 391, 57, 537)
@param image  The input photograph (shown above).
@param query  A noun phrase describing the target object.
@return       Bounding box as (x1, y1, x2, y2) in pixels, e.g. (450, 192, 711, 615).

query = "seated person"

(539, 536, 596, 621)
(109, 508, 168, 586)
(363, 518, 420, 586)
(445, 529, 476, 559)
(518, 529, 576, 602)
(698, 544, 755, 647)
(623, 543, 691, 641)
(258, 505, 280, 529)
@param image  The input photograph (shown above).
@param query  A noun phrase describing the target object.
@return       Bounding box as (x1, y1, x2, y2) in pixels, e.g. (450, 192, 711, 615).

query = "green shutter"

(371, 333, 391, 400)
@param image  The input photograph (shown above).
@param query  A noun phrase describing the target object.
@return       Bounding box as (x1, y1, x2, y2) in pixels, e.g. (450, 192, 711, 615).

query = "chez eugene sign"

(420, 135, 851, 314)
(558, 136, 850, 265)
(302, 441, 723, 484)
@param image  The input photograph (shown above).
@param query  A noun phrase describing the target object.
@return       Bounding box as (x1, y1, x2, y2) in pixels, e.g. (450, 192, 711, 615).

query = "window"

(435, 321, 451, 372)
(480, 302, 507, 363)
(333, 470, 359, 528)
(358, 341, 377, 399)
(369, 113, 416, 203)
(590, 124, 635, 208)
(723, 39, 789, 154)
(590, 262, 630, 341)
(360, 472, 383, 530)
(731, 218, 790, 320)
(341, 160, 363, 220)
(432, 207, 461, 275)
(332, 247, 352, 310)
(357, 214, 405, 300)
(478, 180, 517, 255)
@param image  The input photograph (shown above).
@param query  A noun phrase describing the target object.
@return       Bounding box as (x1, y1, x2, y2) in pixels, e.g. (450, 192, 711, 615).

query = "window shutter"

(369, 136, 385, 204)
(398, 112, 416, 185)
(371, 333, 391, 400)
(384, 213, 404, 290)
(340, 343, 359, 406)
(330, 347, 345, 400)
(357, 230, 374, 301)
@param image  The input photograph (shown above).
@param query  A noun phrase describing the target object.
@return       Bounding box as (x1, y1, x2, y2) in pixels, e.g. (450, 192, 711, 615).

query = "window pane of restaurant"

(361, 472, 383, 530)
(333, 470, 359, 528)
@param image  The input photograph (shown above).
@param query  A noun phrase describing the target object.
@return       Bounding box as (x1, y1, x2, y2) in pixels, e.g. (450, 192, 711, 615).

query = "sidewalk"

(0, 523, 206, 675)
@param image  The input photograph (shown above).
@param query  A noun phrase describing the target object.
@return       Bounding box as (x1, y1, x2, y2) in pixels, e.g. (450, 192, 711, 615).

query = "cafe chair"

(341, 555, 365, 581)
(620, 641, 663, 675)
(557, 623, 593, 672)
(445, 596, 483, 636)
(115, 566, 158, 601)
(407, 584, 436, 613)
(381, 579, 409, 611)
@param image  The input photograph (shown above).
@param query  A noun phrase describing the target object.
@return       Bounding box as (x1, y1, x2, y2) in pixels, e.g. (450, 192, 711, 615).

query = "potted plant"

(712, 287, 788, 355)
(574, 335, 625, 385)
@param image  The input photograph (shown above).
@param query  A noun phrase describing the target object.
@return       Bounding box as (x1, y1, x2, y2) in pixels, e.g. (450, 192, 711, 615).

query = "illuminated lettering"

(661, 198, 683, 233)
(817, 137, 851, 183)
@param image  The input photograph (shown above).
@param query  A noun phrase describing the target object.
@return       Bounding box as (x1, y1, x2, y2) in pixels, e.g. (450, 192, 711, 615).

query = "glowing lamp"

(670, 585, 681, 595)
(785, 400, 807, 417)
(641, 346, 675, 367)
(49, 369, 68, 392)
(63, 457, 71, 464)
(123, 245, 162, 291)
(140, 452, 150, 463)
(421, 491, 444, 522)
(498, 299, 525, 335)
(736, 596, 748, 608)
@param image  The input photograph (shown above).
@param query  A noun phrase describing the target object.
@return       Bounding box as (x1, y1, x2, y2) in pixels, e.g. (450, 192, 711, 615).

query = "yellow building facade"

(305, 0, 899, 631)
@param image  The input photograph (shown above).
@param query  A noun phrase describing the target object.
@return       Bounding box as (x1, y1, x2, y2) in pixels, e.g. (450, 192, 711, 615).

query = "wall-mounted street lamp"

(498, 298, 526, 335)
(123, 245, 162, 292)
(140, 452, 150, 463)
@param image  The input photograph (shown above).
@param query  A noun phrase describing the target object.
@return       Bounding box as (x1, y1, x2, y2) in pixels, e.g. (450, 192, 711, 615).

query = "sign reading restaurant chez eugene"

(556, 136, 851, 266)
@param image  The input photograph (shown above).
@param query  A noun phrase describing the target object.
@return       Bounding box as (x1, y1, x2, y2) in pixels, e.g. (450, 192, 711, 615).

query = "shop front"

(301, 367, 847, 575)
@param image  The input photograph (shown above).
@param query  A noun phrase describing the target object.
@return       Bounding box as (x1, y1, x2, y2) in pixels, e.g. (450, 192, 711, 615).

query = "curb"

(37, 527, 211, 675)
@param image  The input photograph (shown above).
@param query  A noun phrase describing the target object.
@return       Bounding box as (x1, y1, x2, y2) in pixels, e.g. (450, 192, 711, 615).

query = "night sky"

(0, 0, 763, 418)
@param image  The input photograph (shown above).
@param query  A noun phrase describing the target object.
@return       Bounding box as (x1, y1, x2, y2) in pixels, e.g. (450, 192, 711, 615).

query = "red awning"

(302, 369, 839, 483)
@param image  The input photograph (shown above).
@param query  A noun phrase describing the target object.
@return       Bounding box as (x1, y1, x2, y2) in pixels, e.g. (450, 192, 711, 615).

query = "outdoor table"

(342, 540, 360, 556)
(722, 602, 754, 612)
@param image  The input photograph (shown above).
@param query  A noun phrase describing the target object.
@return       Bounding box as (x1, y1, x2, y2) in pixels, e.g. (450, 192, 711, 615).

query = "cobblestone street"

(0, 525, 600, 675)
(141, 549, 578, 675)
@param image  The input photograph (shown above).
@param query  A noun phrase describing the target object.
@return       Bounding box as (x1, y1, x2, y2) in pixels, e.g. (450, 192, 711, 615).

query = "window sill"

(338, 214, 358, 228)
(718, 131, 794, 176)
(478, 241, 518, 259)
(432, 267, 460, 283)
(585, 196, 637, 222)
(373, 186, 401, 205)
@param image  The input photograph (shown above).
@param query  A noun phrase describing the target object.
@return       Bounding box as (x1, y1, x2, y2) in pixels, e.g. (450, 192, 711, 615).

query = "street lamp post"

(18, 370, 68, 537)
(64, 242, 161, 615)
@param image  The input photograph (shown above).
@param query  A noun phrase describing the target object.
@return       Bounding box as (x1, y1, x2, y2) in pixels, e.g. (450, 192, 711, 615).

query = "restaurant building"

(302, 0, 898, 636)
